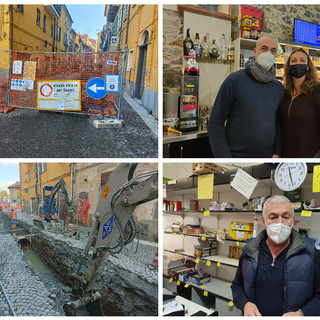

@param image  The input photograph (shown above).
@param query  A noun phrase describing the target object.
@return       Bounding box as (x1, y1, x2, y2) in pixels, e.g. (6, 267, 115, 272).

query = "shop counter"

(163, 288, 216, 316)
(163, 129, 214, 158)
(163, 276, 242, 316)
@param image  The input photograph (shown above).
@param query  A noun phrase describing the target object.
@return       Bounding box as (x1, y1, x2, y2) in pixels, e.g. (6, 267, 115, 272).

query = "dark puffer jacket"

(231, 229, 320, 315)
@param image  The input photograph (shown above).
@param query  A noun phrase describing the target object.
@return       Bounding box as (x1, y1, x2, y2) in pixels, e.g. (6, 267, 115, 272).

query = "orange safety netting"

(5, 50, 124, 117)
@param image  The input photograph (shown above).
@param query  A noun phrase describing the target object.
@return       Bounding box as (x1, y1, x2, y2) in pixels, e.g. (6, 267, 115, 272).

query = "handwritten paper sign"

(231, 168, 258, 199)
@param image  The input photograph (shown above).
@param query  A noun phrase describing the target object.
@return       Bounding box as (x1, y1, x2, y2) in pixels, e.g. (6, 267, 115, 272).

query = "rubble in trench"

(0, 211, 158, 316)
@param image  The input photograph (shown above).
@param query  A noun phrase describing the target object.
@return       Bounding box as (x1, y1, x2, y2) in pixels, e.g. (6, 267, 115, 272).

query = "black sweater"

(208, 68, 284, 158)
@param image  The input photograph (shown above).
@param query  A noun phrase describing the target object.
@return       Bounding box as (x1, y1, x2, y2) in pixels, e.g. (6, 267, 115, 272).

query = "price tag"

(206, 260, 211, 266)
(177, 280, 181, 286)
(301, 210, 312, 217)
(229, 301, 234, 307)
(195, 258, 200, 264)
(227, 282, 232, 285)
(203, 291, 208, 297)
(204, 210, 210, 216)
(181, 235, 185, 239)
(175, 253, 179, 258)
(217, 262, 221, 267)
(201, 236, 206, 241)
(201, 285, 206, 288)
(236, 241, 240, 246)
(169, 278, 173, 283)
(184, 283, 190, 288)
(172, 232, 176, 236)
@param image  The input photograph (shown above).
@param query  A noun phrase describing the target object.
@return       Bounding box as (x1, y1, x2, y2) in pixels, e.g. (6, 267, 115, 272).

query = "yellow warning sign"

(101, 185, 111, 199)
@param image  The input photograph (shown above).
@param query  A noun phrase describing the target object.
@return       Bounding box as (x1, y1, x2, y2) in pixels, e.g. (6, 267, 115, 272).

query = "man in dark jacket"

(232, 195, 320, 316)
(208, 35, 284, 158)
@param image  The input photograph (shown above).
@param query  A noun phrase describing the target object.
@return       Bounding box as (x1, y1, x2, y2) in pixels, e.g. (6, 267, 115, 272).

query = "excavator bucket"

(33, 219, 45, 229)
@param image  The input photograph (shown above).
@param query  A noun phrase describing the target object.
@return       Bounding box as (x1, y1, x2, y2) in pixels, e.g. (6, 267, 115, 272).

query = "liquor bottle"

(201, 36, 209, 58)
(209, 39, 220, 59)
(227, 37, 235, 60)
(193, 33, 201, 58)
(183, 28, 193, 56)
(220, 34, 227, 60)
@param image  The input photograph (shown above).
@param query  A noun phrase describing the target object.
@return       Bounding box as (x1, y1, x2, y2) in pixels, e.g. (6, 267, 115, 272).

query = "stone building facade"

(163, 5, 320, 93)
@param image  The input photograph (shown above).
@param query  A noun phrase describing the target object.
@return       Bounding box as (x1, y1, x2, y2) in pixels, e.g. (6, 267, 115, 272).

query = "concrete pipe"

(16, 236, 31, 250)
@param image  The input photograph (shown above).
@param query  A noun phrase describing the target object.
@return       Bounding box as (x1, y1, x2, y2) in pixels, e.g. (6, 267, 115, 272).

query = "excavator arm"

(63, 163, 158, 316)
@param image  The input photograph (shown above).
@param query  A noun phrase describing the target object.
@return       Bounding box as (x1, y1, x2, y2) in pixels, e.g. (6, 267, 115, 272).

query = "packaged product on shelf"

(183, 225, 204, 234)
(257, 30, 263, 38)
(230, 221, 253, 231)
(169, 201, 182, 211)
(163, 200, 170, 211)
(242, 27, 251, 39)
(189, 200, 199, 211)
(168, 259, 195, 280)
(184, 51, 199, 76)
(187, 271, 211, 286)
(251, 16, 260, 27)
(250, 28, 258, 40)
(242, 15, 252, 27)
(209, 201, 220, 211)
(227, 230, 253, 240)
(220, 202, 234, 210)
(172, 222, 182, 232)
(194, 245, 212, 257)
(228, 246, 243, 259)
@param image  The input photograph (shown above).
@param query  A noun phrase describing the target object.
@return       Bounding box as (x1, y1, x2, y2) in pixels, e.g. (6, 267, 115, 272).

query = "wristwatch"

(298, 309, 304, 316)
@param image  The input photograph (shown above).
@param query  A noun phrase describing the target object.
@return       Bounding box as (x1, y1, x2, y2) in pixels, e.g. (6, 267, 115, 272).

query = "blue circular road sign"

(86, 77, 107, 99)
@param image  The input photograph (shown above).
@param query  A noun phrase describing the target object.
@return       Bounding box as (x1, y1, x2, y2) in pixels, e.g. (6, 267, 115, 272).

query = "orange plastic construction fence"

(2, 50, 125, 117)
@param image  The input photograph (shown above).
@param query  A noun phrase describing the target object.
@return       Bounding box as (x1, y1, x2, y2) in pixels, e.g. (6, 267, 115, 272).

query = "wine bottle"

(193, 33, 201, 58)
(201, 36, 209, 58)
(209, 39, 220, 59)
(227, 37, 235, 60)
(183, 28, 193, 56)
(220, 34, 227, 60)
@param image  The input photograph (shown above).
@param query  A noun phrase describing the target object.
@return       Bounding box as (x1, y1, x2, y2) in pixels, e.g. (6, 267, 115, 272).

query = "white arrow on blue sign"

(86, 77, 107, 99)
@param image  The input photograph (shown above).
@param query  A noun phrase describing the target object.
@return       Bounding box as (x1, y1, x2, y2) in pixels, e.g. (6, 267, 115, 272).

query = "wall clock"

(274, 162, 308, 191)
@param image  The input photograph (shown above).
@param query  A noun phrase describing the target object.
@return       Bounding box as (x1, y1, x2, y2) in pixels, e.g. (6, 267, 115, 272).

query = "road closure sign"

(37, 80, 81, 111)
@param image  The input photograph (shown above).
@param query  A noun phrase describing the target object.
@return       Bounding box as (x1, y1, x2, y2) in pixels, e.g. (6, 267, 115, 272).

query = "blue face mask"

(289, 64, 308, 78)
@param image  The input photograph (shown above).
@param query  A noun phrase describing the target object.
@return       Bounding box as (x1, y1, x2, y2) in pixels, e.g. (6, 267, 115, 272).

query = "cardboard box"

(183, 226, 204, 234)
(187, 272, 211, 286)
(227, 230, 252, 240)
(192, 163, 225, 174)
(230, 221, 253, 231)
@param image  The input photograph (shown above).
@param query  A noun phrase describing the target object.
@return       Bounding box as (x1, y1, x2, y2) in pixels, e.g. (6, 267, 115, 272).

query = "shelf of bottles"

(183, 28, 235, 62)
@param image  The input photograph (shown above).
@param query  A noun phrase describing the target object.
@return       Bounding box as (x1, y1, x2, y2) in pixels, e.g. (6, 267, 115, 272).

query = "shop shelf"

(163, 210, 262, 216)
(196, 58, 235, 63)
(164, 249, 240, 267)
(164, 274, 234, 301)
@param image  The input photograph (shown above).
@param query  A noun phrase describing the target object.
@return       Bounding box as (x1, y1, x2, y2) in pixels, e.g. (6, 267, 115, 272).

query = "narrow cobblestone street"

(0, 98, 158, 158)
(0, 219, 63, 316)
(0, 210, 158, 316)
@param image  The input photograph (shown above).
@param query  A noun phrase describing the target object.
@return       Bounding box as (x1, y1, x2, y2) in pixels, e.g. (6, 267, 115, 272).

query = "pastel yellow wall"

(20, 163, 72, 210)
(0, 5, 68, 53)
(97, 31, 103, 52)
(120, 5, 158, 94)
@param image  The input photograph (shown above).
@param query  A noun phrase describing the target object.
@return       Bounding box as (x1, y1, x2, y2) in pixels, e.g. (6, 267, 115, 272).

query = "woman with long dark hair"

(280, 48, 320, 157)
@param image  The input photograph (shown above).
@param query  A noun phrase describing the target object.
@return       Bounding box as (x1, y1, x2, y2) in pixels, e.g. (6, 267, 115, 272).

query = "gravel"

(0, 99, 158, 158)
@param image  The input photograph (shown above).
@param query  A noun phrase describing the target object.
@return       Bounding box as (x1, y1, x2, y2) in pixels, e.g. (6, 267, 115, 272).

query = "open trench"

(0, 211, 158, 316)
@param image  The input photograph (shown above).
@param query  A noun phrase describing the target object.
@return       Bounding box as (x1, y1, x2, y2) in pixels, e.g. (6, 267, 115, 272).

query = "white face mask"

(257, 51, 275, 71)
(265, 221, 293, 244)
